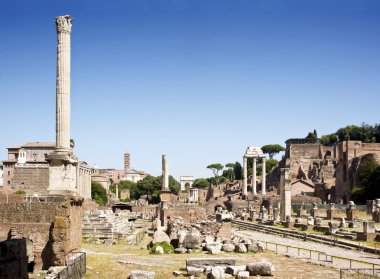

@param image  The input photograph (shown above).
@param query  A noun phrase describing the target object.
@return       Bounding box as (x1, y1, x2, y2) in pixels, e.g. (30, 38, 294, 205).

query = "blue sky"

(1, 1, 380, 179)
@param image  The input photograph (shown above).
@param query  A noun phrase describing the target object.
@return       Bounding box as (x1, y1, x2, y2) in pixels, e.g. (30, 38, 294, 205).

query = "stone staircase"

(82, 210, 133, 239)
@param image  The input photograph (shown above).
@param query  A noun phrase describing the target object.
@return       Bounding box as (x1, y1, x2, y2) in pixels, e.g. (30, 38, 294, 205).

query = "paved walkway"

(234, 228, 380, 270)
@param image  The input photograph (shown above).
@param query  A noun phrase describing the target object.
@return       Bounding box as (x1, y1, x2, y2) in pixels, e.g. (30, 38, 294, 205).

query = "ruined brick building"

(267, 138, 380, 203)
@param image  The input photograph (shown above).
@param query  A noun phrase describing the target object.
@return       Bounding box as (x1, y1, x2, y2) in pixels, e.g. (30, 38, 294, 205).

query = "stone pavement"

(234, 228, 380, 269)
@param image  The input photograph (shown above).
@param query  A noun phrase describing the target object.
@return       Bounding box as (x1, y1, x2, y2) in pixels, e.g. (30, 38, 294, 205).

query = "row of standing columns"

(243, 156, 266, 197)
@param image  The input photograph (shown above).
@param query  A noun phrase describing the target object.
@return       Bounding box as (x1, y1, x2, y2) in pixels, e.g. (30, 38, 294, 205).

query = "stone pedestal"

(160, 190, 171, 202)
(346, 208, 358, 221)
(297, 208, 307, 217)
(327, 208, 338, 220)
(47, 157, 77, 193)
(373, 211, 380, 222)
(357, 233, 377, 242)
(363, 221, 376, 233)
(311, 208, 320, 218)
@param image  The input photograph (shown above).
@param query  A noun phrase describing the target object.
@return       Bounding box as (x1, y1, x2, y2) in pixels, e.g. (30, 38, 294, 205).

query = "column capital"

(56, 15, 72, 33)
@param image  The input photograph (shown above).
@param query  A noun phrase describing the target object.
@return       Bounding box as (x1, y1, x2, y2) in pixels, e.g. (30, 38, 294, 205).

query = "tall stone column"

(262, 157, 266, 194)
(47, 15, 78, 194)
(55, 15, 72, 153)
(160, 155, 171, 202)
(280, 168, 292, 221)
(242, 156, 247, 197)
(162, 155, 169, 191)
(252, 157, 257, 196)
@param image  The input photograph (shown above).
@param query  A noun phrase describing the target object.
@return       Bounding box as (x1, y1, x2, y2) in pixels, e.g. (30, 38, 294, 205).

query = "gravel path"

(234, 228, 380, 270)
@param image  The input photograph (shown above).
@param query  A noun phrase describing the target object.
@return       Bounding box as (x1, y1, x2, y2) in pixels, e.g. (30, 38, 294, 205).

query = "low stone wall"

(0, 196, 83, 271)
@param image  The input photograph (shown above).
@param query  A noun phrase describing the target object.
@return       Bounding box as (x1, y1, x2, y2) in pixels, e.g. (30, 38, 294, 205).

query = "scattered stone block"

(152, 230, 170, 244)
(209, 266, 226, 279)
(129, 270, 155, 279)
(246, 261, 274, 276)
(226, 266, 246, 276)
(206, 242, 222, 254)
(186, 258, 236, 269)
(237, 271, 249, 279)
(235, 243, 247, 253)
(222, 243, 235, 252)
(187, 266, 204, 277)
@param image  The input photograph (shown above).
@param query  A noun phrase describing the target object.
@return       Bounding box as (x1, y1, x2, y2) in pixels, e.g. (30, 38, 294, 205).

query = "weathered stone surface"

(222, 243, 235, 252)
(185, 230, 202, 249)
(175, 247, 187, 254)
(204, 235, 215, 244)
(209, 266, 225, 279)
(235, 243, 247, 253)
(225, 266, 246, 276)
(186, 258, 236, 268)
(129, 270, 155, 279)
(152, 230, 170, 244)
(206, 242, 222, 254)
(237, 271, 249, 279)
(247, 244, 259, 253)
(187, 266, 204, 277)
(246, 261, 274, 276)
(173, 271, 182, 276)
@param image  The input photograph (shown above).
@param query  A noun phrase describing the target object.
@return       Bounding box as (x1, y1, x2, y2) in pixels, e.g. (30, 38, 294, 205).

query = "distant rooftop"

(22, 142, 55, 148)
(7, 142, 56, 149)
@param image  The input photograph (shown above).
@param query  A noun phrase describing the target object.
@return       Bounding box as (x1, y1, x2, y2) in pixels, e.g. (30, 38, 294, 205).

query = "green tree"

(320, 133, 338, 146)
(91, 182, 108, 205)
(266, 158, 279, 172)
(136, 175, 161, 203)
(261, 144, 285, 159)
(207, 163, 224, 186)
(110, 180, 137, 199)
(224, 163, 235, 181)
(233, 161, 242, 180)
(193, 178, 211, 189)
(351, 155, 380, 203)
(305, 131, 318, 139)
(168, 175, 180, 195)
(337, 124, 376, 143)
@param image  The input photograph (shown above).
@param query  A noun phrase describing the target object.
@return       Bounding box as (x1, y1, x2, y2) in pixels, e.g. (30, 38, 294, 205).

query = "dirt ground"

(82, 234, 340, 279)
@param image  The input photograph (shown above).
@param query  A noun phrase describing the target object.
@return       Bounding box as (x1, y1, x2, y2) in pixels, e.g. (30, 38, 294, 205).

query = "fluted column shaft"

(162, 155, 169, 190)
(262, 157, 266, 194)
(253, 157, 257, 196)
(243, 156, 247, 196)
(55, 16, 72, 152)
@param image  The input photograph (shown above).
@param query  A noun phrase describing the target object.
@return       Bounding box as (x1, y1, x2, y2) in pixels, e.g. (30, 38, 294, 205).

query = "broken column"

(160, 155, 171, 202)
(47, 15, 78, 194)
(280, 168, 291, 221)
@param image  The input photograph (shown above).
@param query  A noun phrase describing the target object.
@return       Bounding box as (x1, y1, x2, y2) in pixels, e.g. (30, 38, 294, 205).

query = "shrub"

(149, 241, 174, 254)
(15, 190, 26, 195)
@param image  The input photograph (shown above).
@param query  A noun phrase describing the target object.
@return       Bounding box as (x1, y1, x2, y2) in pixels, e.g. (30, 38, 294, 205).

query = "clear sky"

(1, 0, 379, 179)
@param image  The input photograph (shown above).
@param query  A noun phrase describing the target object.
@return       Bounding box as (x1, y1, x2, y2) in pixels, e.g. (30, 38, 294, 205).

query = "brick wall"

(10, 167, 49, 194)
(0, 197, 83, 271)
